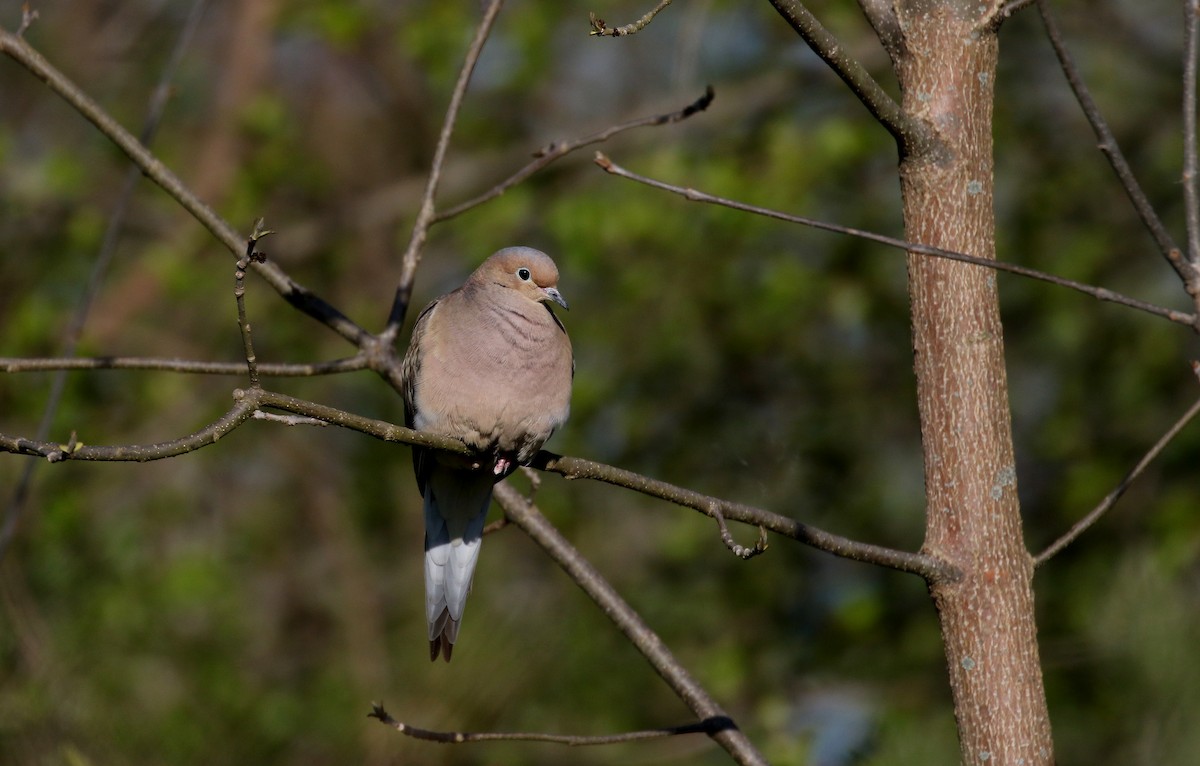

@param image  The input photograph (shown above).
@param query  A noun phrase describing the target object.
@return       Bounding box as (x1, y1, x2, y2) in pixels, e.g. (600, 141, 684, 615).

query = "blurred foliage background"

(1, 0, 1199, 764)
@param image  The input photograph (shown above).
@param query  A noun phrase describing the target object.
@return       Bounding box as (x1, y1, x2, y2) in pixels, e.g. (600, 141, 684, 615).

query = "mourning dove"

(401, 247, 573, 662)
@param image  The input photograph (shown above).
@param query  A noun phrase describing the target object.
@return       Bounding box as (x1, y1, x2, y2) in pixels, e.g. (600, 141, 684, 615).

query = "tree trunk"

(893, 2, 1055, 763)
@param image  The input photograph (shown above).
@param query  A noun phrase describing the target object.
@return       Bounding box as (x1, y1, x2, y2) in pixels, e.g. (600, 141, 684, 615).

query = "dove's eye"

(517, 268, 532, 281)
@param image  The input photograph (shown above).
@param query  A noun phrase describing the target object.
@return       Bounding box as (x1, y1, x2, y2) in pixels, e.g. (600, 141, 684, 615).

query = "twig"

(252, 412, 328, 427)
(0, 25, 370, 346)
(433, 86, 715, 224)
(17, 3, 38, 36)
(493, 483, 768, 766)
(368, 702, 718, 745)
(482, 517, 511, 536)
(588, 0, 672, 37)
(236, 221, 272, 387)
(1034, 392, 1200, 566)
(709, 501, 769, 560)
(0, 355, 368, 376)
(0, 0, 208, 565)
(1183, 0, 1200, 266)
(383, 0, 505, 340)
(1036, 0, 1200, 307)
(594, 152, 1200, 329)
(766, 0, 932, 155)
(991, 0, 1037, 27)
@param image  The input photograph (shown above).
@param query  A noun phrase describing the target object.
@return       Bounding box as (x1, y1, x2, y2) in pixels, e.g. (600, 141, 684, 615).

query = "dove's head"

(476, 246, 568, 310)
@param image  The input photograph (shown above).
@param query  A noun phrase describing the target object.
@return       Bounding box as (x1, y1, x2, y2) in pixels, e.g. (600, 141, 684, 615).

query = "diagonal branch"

(369, 702, 719, 745)
(1034, 391, 1200, 567)
(766, 0, 933, 155)
(493, 483, 768, 766)
(0, 24, 370, 347)
(433, 86, 714, 224)
(1036, 0, 1200, 311)
(594, 152, 1200, 329)
(383, 0, 505, 340)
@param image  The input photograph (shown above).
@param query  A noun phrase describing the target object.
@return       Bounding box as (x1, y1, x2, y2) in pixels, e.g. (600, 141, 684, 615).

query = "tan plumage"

(400, 247, 573, 662)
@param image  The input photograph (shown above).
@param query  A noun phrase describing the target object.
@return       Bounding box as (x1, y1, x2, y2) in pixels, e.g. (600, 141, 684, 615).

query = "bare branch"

(0, 377, 951, 579)
(252, 412, 328, 427)
(235, 222, 273, 388)
(368, 701, 717, 745)
(1036, 0, 1200, 309)
(1034, 392, 1200, 567)
(17, 3, 38, 36)
(588, 0, 673, 38)
(493, 483, 768, 766)
(532, 451, 952, 580)
(0, 356, 368, 376)
(0, 25, 370, 346)
(383, 0, 505, 340)
(1183, 0, 1200, 266)
(766, 0, 933, 155)
(433, 86, 715, 224)
(594, 152, 1200, 329)
(0, 396, 258, 463)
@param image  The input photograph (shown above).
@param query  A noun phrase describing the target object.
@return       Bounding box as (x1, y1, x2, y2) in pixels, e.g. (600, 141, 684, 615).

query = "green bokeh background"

(2, 1, 1198, 764)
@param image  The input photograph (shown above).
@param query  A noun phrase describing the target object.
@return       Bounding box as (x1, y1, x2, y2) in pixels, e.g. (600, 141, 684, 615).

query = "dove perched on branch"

(401, 247, 573, 662)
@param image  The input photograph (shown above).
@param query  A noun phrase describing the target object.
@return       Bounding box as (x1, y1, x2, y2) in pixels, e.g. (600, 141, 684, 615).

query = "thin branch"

(493, 483, 768, 766)
(531, 451, 952, 580)
(383, 0, 505, 340)
(0, 0, 208, 565)
(766, 0, 932, 155)
(433, 86, 715, 224)
(252, 412, 329, 427)
(368, 702, 718, 745)
(0, 25, 370, 346)
(236, 222, 272, 388)
(0, 356, 368, 376)
(1036, 0, 1200, 307)
(17, 3, 37, 36)
(1183, 0, 1200, 266)
(594, 152, 1200, 329)
(1034, 392, 1200, 567)
(0, 397, 259, 463)
(588, 0, 673, 38)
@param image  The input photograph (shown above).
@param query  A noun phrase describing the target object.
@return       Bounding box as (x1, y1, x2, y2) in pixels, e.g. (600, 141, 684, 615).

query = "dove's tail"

(422, 465, 494, 662)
